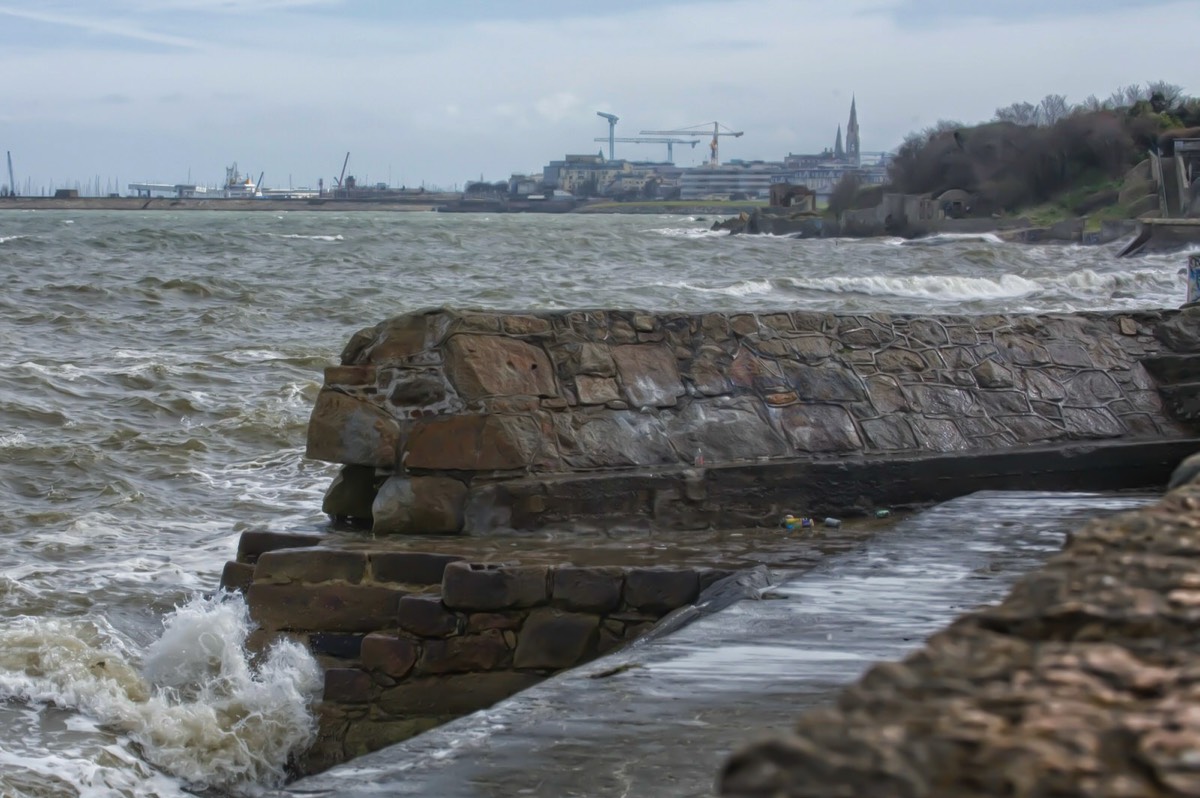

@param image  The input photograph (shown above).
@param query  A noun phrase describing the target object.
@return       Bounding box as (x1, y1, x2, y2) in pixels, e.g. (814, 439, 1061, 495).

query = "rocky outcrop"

(719, 468, 1200, 798)
(306, 308, 1187, 534)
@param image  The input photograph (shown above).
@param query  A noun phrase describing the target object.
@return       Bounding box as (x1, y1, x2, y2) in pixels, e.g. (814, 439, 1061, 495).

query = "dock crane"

(591, 137, 701, 164)
(596, 112, 619, 161)
(5, 151, 15, 197)
(335, 152, 350, 188)
(640, 122, 743, 166)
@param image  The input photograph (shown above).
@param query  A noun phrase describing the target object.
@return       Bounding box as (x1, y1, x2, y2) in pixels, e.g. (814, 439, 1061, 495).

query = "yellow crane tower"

(639, 122, 743, 166)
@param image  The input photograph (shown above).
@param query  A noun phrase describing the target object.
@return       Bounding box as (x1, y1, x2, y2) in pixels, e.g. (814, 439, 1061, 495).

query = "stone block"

(552, 566, 624, 613)
(364, 314, 435, 363)
(575, 375, 621, 405)
(775, 404, 863, 453)
(578, 343, 616, 376)
(378, 672, 543, 717)
(306, 389, 400, 468)
(554, 411, 677, 469)
(876, 348, 927, 373)
(236, 531, 323, 563)
(906, 385, 975, 417)
(1064, 371, 1123, 404)
(370, 551, 465, 585)
(219, 561, 254, 592)
(397, 595, 460, 638)
(385, 371, 449, 408)
(1000, 415, 1066, 443)
(247, 583, 403, 633)
(405, 414, 542, 471)
(908, 417, 971, 452)
(906, 319, 948, 346)
(323, 668, 373, 703)
(788, 336, 834, 364)
(687, 349, 734, 396)
(612, 344, 684, 408)
(321, 464, 379, 522)
(513, 608, 600, 670)
(860, 417, 917, 450)
(624, 568, 700, 613)
(1045, 342, 1094, 368)
(866, 375, 909, 414)
(502, 315, 551, 336)
(467, 612, 525, 632)
(1062, 407, 1125, 438)
(442, 562, 549, 611)
(667, 399, 790, 463)
(417, 629, 511, 674)
(254, 549, 367, 585)
(371, 476, 468, 535)
(783, 363, 866, 402)
(445, 335, 556, 398)
(1022, 369, 1067, 401)
(308, 633, 364, 659)
(972, 359, 1014, 389)
(361, 633, 418, 678)
(323, 364, 376, 388)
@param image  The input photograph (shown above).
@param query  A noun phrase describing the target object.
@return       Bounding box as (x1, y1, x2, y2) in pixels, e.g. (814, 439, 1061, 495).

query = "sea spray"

(0, 593, 322, 793)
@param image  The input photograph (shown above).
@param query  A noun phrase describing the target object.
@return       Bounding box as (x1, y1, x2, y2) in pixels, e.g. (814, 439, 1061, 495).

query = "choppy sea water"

(0, 210, 1192, 796)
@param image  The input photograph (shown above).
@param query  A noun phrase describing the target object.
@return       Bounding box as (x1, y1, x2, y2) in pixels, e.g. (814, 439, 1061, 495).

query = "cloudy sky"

(0, 0, 1194, 192)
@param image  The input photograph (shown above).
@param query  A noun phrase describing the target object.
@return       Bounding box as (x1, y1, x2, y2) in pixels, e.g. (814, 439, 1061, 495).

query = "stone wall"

(219, 532, 730, 771)
(307, 308, 1187, 534)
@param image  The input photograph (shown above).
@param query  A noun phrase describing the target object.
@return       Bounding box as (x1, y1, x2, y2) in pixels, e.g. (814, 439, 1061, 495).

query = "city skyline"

(0, 0, 1194, 192)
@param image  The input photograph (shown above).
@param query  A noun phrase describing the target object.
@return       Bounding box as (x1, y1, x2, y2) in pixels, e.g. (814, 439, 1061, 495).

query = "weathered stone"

(1119, 316, 1138, 335)
(730, 314, 759, 337)
(361, 633, 417, 678)
(378, 672, 543, 716)
(765, 391, 797, 406)
(860, 417, 917, 450)
(1022, 369, 1067, 401)
(941, 347, 976, 370)
(1064, 371, 1123, 405)
(908, 417, 970, 452)
(999, 415, 1065, 442)
(385, 372, 449, 408)
(552, 566, 624, 613)
(632, 314, 658, 332)
(219, 561, 254, 592)
(876, 348, 927, 373)
(667, 400, 790, 464)
(397, 595, 460, 638)
(994, 335, 1050, 366)
(236, 530, 323, 563)
(360, 314, 434, 363)
(554, 411, 677, 469)
(370, 552, 465, 585)
(906, 319, 949, 346)
(840, 327, 881, 349)
(321, 464, 379, 522)
(865, 375, 909, 414)
(254, 549, 367, 585)
(247, 583, 403, 632)
(625, 568, 700, 613)
(405, 415, 542, 471)
(1062, 407, 1125, 438)
(417, 630, 511, 674)
(783, 363, 866, 402)
(308, 632, 364, 659)
(972, 359, 1014, 389)
(444, 335, 556, 398)
(975, 390, 1031, 415)
(306, 389, 400, 468)
(513, 608, 600, 670)
(442, 563, 549, 611)
(1045, 342, 1094, 368)
(612, 344, 684, 408)
(324, 364, 376, 387)
(502, 315, 551, 336)
(776, 404, 863, 453)
(342, 717, 445, 761)
(575, 375, 621, 405)
(787, 336, 834, 364)
(323, 668, 373, 703)
(371, 476, 468, 535)
(466, 612, 525, 632)
(906, 385, 974, 416)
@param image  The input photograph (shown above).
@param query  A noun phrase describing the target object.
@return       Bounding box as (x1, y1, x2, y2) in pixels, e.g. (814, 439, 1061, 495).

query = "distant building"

(679, 161, 785, 200)
(773, 96, 886, 205)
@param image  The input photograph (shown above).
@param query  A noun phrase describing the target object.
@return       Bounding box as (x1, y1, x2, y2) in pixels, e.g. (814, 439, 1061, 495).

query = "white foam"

(787, 272, 1042, 301)
(660, 279, 774, 297)
(902, 232, 1004, 246)
(0, 234, 26, 243)
(274, 233, 344, 241)
(0, 594, 322, 792)
(647, 227, 729, 239)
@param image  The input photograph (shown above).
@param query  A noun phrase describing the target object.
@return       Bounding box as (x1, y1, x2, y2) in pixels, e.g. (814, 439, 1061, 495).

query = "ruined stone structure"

(306, 307, 1187, 536)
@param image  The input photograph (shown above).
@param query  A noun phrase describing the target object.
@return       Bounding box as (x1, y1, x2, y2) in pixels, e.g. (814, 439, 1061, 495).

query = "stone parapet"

(307, 308, 1189, 534)
(718, 467, 1200, 798)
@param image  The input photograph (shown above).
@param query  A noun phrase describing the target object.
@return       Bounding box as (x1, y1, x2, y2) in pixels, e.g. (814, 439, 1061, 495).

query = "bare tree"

(1147, 80, 1186, 106)
(1075, 95, 1105, 114)
(1039, 94, 1071, 126)
(994, 102, 1040, 126)
(1108, 83, 1148, 109)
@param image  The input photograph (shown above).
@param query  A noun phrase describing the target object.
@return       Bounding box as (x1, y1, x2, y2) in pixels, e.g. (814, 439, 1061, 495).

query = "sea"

(0, 209, 1192, 797)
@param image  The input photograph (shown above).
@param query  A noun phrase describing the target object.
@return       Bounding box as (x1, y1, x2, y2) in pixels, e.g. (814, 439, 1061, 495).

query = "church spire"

(834, 124, 845, 160)
(847, 95, 861, 166)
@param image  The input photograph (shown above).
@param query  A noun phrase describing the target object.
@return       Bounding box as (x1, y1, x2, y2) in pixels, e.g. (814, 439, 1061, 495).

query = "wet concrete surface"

(279, 491, 1154, 798)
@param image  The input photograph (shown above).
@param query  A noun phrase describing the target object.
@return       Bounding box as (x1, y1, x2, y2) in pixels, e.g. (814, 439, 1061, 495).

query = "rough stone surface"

(441, 563, 549, 611)
(370, 551, 465, 585)
(397, 595, 460, 637)
(551, 566, 624, 613)
(513, 608, 599, 670)
(247, 583, 403, 632)
(624, 568, 701, 613)
(444, 335, 556, 398)
(371, 476, 468, 535)
(612, 344, 684, 408)
(360, 633, 417, 678)
(254, 549, 367, 585)
(306, 389, 400, 468)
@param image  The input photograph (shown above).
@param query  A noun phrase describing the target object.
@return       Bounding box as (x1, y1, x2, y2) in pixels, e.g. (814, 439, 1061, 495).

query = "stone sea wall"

(307, 308, 1188, 534)
(219, 531, 730, 770)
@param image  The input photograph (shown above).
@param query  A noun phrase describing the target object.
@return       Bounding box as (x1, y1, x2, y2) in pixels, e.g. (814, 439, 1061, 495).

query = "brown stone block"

(624, 568, 700, 613)
(364, 314, 434, 363)
(378, 671, 544, 717)
(397, 595, 460, 638)
(442, 562, 549, 611)
(908, 417, 971, 452)
(321, 464, 379, 522)
(219, 561, 254, 592)
(445, 335, 556, 398)
(405, 414, 540, 471)
(306, 389, 400, 468)
(247, 583, 404, 633)
(417, 629, 512, 674)
(502, 315, 551, 336)
(552, 566, 624, 613)
(371, 476, 468, 535)
(254, 549, 367, 585)
(236, 530, 323, 563)
(361, 633, 418, 678)
(371, 551, 465, 585)
(324, 365, 377, 387)
(576, 375, 621, 405)
(467, 612, 525, 632)
(906, 384, 975, 416)
(866, 374, 909, 414)
(876, 348, 927, 373)
(323, 668, 373, 703)
(730, 314, 759, 337)
(578, 342, 617, 376)
(775, 404, 863, 453)
(514, 608, 600, 670)
(860, 417, 918, 451)
(612, 344, 684, 408)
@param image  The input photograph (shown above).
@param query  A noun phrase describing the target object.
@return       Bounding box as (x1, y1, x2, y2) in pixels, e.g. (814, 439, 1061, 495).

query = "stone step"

(1158, 382, 1200, 421)
(1142, 353, 1200, 385)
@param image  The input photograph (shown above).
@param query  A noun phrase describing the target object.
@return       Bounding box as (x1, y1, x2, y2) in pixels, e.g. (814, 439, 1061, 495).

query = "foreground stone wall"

(307, 308, 1186, 534)
(719, 467, 1200, 797)
(219, 532, 729, 771)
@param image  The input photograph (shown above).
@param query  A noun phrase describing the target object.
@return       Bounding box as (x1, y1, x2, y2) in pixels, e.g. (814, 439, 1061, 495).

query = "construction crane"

(335, 152, 350, 188)
(640, 122, 744, 166)
(596, 112, 619, 160)
(5, 151, 15, 197)
(591, 137, 701, 164)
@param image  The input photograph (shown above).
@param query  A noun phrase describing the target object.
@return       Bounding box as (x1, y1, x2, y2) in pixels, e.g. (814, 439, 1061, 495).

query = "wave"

(274, 233, 344, 242)
(902, 232, 1005, 246)
(647, 227, 729, 239)
(0, 594, 321, 793)
(0, 235, 27, 244)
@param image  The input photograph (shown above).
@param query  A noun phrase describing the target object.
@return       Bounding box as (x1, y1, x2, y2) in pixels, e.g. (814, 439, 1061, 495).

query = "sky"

(0, 0, 1195, 192)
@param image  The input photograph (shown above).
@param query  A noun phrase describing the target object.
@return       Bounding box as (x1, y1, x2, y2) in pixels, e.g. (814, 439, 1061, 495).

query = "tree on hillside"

(994, 102, 1039, 126)
(1039, 94, 1071, 126)
(828, 172, 863, 216)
